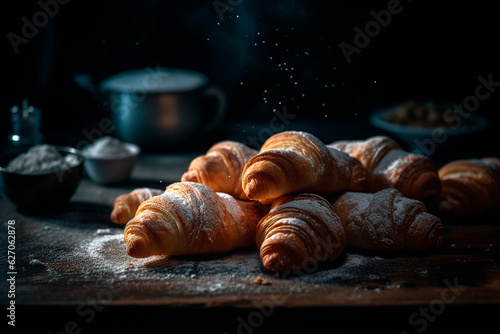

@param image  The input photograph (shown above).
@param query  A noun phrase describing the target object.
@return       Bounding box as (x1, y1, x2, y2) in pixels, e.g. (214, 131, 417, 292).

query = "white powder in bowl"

(83, 136, 132, 158)
(5, 144, 81, 175)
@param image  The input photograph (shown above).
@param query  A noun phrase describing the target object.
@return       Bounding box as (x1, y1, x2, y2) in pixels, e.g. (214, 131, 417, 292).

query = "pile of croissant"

(110, 131, 500, 274)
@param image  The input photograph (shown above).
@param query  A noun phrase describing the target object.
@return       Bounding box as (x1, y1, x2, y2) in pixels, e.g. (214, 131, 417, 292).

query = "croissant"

(111, 188, 164, 225)
(438, 157, 500, 215)
(181, 141, 258, 200)
(256, 193, 346, 274)
(124, 182, 269, 258)
(331, 188, 444, 251)
(330, 136, 441, 201)
(241, 131, 367, 204)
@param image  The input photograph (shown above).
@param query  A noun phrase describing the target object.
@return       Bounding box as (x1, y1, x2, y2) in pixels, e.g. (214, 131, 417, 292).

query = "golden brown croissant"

(124, 182, 269, 258)
(256, 193, 346, 274)
(330, 136, 441, 201)
(181, 141, 258, 200)
(331, 188, 444, 251)
(438, 157, 500, 215)
(111, 188, 164, 225)
(241, 131, 367, 204)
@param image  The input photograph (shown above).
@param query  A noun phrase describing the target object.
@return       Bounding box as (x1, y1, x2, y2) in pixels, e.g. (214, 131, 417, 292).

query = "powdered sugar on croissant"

(111, 188, 164, 225)
(181, 141, 257, 200)
(256, 193, 346, 273)
(242, 131, 367, 204)
(124, 182, 269, 258)
(331, 136, 441, 201)
(331, 189, 444, 251)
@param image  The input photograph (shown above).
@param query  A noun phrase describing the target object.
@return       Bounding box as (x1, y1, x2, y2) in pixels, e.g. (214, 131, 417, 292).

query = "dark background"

(1, 0, 499, 150)
(1, 2, 499, 332)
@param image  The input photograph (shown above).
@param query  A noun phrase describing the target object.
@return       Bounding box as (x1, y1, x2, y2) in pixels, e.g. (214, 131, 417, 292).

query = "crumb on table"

(252, 276, 271, 285)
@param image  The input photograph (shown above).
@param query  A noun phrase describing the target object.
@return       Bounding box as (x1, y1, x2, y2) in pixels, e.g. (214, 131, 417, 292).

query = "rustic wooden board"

(1, 152, 499, 312)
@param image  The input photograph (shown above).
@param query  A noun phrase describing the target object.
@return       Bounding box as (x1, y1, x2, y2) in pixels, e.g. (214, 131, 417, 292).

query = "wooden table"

(1, 148, 499, 333)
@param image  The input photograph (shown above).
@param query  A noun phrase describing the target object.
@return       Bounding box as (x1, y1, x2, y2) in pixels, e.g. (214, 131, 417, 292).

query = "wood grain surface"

(1, 151, 499, 333)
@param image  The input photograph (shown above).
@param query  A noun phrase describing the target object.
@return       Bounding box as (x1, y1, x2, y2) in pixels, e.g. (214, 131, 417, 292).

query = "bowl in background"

(82, 143, 140, 185)
(369, 104, 488, 157)
(0, 147, 84, 211)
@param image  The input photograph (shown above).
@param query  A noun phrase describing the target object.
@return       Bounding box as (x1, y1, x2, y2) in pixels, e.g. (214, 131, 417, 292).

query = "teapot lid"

(100, 67, 208, 94)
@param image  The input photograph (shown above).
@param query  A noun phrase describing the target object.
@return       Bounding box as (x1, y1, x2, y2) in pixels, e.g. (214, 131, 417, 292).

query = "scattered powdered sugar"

(78, 233, 130, 276)
(334, 191, 371, 214)
(480, 159, 500, 171)
(217, 192, 245, 223)
(392, 194, 418, 225)
(333, 190, 396, 249)
(20, 181, 416, 304)
(191, 185, 225, 226)
(74, 231, 268, 287)
(275, 196, 321, 212)
(167, 182, 224, 244)
(373, 149, 407, 177)
(96, 228, 113, 235)
(334, 189, 430, 251)
(262, 131, 326, 175)
(340, 253, 369, 270)
(64, 232, 184, 281)
(272, 216, 312, 231)
(29, 259, 44, 266)
(326, 147, 350, 177)
(134, 182, 232, 252)
(273, 195, 334, 222)
(328, 140, 356, 155)
(26, 217, 401, 304)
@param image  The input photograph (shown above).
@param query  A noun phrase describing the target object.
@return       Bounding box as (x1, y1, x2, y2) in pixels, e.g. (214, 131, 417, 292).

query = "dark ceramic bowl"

(370, 106, 488, 156)
(0, 146, 84, 211)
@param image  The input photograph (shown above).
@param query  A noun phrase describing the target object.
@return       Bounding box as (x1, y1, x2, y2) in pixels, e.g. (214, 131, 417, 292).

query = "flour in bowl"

(84, 136, 132, 158)
(5, 144, 81, 175)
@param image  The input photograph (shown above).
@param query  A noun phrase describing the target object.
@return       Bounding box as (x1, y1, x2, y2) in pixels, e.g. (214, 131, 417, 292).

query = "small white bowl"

(82, 143, 140, 185)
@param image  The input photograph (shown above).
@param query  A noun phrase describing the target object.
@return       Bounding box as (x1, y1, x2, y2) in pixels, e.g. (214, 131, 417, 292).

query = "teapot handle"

(203, 85, 227, 132)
